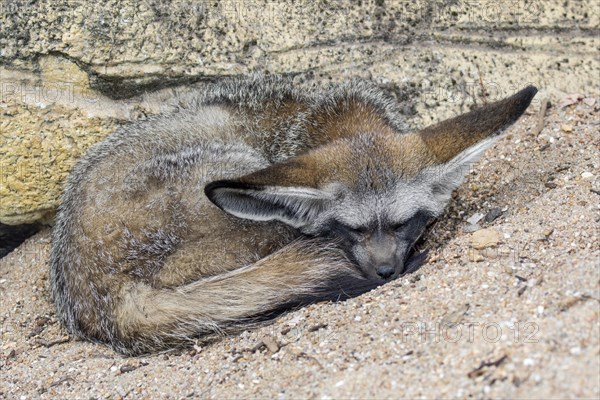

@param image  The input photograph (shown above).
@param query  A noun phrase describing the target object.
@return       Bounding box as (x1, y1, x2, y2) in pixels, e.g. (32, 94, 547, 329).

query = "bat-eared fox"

(50, 75, 537, 355)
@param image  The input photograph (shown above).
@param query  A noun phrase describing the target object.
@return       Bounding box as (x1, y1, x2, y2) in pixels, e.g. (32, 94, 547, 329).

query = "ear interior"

(205, 181, 331, 228)
(417, 85, 537, 200)
(421, 135, 497, 200)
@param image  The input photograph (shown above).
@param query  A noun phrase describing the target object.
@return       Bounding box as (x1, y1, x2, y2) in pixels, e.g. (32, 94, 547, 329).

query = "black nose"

(376, 265, 395, 279)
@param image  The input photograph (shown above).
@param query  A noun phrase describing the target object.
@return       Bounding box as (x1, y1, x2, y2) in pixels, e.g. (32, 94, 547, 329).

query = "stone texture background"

(1, 0, 599, 224)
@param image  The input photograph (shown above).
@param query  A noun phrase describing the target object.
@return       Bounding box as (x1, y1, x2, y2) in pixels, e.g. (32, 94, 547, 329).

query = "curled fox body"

(50, 75, 537, 355)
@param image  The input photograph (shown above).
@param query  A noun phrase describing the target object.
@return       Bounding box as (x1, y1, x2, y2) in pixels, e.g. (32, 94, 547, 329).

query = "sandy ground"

(1, 100, 599, 399)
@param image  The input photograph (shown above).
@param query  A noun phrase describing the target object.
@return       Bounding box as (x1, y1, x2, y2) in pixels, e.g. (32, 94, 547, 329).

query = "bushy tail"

(111, 240, 379, 355)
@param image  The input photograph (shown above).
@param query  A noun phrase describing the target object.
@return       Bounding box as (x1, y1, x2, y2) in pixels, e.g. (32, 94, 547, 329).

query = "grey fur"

(50, 74, 536, 355)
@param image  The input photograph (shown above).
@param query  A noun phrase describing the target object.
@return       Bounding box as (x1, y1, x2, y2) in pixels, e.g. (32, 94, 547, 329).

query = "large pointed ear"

(204, 159, 333, 228)
(417, 86, 537, 198)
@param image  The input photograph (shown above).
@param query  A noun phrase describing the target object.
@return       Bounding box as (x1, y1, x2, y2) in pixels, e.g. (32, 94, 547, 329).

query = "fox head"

(206, 86, 537, 281)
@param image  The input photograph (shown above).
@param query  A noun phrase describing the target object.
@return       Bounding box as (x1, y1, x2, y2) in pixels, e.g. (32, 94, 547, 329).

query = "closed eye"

(337, 222, 368, 235)
(392, 212, 435, 236)
(347, 225, 368, 235)
(391, 222, 405, 231)
(390, 211, 433, 233)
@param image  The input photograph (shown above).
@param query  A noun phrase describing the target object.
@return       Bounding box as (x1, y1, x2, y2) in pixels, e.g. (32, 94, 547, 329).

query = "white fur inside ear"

(210, 186, 333, 228)
(422, 135, 499, 197)
(446, 135, 498, 170)
(264, 187, 331, 199)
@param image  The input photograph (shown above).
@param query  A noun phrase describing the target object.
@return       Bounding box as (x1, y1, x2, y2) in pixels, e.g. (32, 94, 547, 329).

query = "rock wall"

(1, 0, 598, 224)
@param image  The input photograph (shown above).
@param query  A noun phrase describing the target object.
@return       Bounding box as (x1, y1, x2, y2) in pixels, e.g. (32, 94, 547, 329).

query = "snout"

(375, 264, 395, 279)
(368, 249, 426, 281)
(349, 232, 416, 281)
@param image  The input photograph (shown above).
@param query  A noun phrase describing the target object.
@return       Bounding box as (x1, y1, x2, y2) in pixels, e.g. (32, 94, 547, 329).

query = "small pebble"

(559, 296, 581, 310)
(464, 224, 481, 233)
(482, 248, 498, 259)
(471, 229, 501, 249)
(523, 358, 535, 366)
(262, 336, 280, 353)
(581, 172, 594, 179)
(467, 213, 484, 225)
(525, 278, 538, 288)
(441, 304, 470, 326)
(561, 124, 573, 132)
(484, 208, 503, 223)
(469, 250, 485, 262)
(536, 306, 544, 315)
